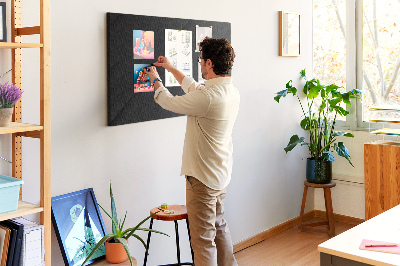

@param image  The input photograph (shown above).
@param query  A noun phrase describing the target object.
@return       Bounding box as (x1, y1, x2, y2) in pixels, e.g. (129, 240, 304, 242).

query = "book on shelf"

(0, 222, 16, 266)
(11, 217, 44, 266)
(0, 225, 11, 266)
(0, 220, 23, 266)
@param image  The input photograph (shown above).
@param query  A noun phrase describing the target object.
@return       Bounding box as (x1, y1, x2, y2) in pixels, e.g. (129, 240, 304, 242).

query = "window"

(313, 0, 347, 122)
(313, 0, 400, 130)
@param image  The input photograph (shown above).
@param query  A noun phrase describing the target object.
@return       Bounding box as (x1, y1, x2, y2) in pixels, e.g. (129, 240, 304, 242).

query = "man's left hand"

(143, 66, 160, 83)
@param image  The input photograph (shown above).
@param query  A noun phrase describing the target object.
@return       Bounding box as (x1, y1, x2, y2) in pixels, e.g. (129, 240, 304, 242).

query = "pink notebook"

(359, 239, 400, 255)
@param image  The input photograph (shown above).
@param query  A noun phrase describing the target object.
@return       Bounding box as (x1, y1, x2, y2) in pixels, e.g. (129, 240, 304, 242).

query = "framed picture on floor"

(279, 11, 300, 56)
(51, 188, 107, 266)
(0, 2, 6, 42)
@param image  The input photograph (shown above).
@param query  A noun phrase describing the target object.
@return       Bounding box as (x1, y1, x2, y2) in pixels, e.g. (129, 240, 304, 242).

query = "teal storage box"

(0, 175, 24, 214)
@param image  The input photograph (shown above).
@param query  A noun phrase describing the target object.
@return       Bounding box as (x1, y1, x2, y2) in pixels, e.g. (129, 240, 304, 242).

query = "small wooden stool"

(298, 181, 336, 237)
(143, 205, 194, 266)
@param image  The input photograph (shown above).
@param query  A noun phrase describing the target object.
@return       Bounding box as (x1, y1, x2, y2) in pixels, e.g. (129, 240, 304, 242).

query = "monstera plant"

(274, 69, 362, 183)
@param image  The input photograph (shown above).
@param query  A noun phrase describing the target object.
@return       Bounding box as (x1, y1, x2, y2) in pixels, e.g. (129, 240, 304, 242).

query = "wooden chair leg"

(298, 185, 308, 231)
(324, 187, 335, 237)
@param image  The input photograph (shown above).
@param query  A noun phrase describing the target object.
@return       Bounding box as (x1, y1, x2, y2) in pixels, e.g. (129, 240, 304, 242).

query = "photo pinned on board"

(133, 30, 154, 59)
(195, 26, 212, 52)
(134, 64, 154, 93)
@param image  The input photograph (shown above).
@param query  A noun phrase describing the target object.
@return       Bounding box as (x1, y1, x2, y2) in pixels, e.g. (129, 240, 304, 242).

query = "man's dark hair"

(199, 37, 235, 75)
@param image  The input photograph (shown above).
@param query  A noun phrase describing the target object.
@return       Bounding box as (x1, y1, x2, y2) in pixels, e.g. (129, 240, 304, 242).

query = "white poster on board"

(195, 26, 212, 52)
(165, 29, 192, 87)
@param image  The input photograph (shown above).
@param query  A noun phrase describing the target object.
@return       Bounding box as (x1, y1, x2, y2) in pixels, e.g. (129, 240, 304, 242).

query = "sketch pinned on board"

(134, 64, 154, 93)
(133, 30, 154, 59)
(195, 26, 212, 52)
(165, 29, 193, 87)
(279, 11, 300, 56)
(0, 2, 6, 42)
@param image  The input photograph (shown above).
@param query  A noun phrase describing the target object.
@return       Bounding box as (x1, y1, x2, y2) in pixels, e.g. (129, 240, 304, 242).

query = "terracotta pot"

(105, 238, 128, 264)
(0, 108, 13, 127)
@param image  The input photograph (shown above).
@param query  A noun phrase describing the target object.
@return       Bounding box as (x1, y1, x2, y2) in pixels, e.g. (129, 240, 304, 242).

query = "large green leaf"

(325, 84, 339, 94)
(284, 135, 305, 153)
(120, 211, 127, 232)
(349, 89, 362, 99)
(335, 142, 354, 167)
(308, 85, 320, 99)
(131, 234, 148, 251)
(115, 238, 133, 266)
(300, 69, 306, 78)
(300, 117, 310, 130)
(341, 92, 351, 105)
(123, 211, 160, 239)
(332, 131, 345, 137)
(285, 81, 297, 95)
(98, 204, 120, 237)
(328, 97, 342, 108)
(122, 226, 169, 239)
(303, 79, 317, 94)
(331, 106, 349, 116)
(136, 227, 170, 236)
(321, 151, 335, 162)
(274, 81, 298, 103)
(110, 182, 118, 234)
(332, 131, 354, 138)
(81, 234, 115, 266)
(274, 89, 288, 103)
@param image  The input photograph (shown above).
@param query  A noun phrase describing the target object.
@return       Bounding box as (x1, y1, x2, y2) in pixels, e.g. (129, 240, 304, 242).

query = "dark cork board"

(107, 12, 231, 126)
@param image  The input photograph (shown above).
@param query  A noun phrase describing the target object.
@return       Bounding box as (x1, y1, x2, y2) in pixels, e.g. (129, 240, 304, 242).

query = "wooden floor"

(234, 217, 354, 266)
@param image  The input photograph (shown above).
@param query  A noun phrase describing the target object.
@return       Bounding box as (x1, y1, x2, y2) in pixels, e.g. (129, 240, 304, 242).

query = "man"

(144, 37, 239, 266)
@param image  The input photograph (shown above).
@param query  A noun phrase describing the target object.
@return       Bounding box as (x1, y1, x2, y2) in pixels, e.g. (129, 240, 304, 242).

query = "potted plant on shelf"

(82, 183, 168, 266)
(0, 82, 23, 127)
(274, 69, 362, 184)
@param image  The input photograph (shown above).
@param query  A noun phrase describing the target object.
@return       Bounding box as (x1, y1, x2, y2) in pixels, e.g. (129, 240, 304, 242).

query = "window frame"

(315, 0, 400, 131)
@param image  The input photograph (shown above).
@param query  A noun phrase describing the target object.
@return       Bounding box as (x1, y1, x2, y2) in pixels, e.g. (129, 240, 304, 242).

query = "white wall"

(0, 0, 315, 265)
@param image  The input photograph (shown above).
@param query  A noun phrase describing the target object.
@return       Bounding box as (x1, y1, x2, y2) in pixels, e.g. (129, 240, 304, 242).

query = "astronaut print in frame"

(51, 188, 107, 266)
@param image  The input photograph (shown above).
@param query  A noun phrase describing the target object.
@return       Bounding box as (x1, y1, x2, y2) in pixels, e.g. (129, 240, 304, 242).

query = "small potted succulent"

(0, 82, 23, 127)
(81, 183, 168, 266)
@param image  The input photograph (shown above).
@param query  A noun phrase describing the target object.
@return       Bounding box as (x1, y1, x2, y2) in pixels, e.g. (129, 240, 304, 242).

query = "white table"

(318, 204, 400, 266)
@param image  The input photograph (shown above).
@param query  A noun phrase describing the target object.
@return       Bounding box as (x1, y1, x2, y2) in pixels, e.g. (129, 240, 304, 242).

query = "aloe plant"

(274, 69, 362, 166)
(81, 183, 168, 266)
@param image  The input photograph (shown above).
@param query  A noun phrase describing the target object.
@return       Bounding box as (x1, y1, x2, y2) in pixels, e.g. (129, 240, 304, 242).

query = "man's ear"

(206, 59, 213, 69)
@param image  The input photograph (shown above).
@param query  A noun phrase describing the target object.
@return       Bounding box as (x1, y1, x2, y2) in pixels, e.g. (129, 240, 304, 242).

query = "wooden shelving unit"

(0, 42, 43, 48)
(0, 201, 43, 221)
(0, 0, 51, 265)
(0, 122, 42, 134)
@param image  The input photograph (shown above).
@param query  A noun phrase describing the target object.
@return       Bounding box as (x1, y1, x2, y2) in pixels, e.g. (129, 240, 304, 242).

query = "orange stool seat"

(150, 205, 188, 221)
(144, 205, 194, 266)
